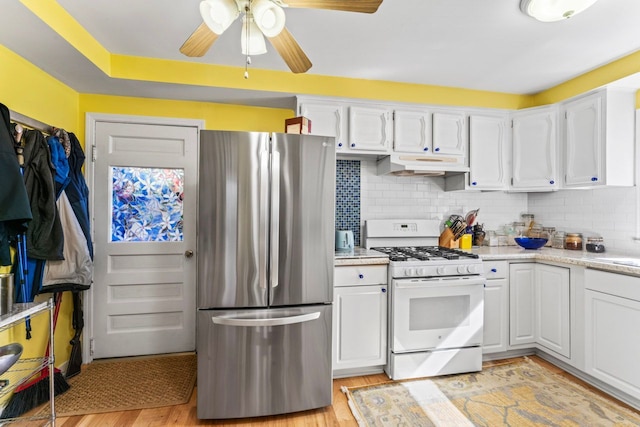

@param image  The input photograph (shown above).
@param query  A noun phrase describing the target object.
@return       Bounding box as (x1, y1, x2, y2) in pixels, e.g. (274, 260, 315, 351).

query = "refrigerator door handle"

(270, 150, 280, 289)
(259, 149, 269, 290)
(211, 311, 320, 327)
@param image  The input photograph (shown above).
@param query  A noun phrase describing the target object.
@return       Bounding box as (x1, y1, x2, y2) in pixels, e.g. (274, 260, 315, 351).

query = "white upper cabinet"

(432, 111, 467, 156)
(511, 105, 559, 191)
(348, 105, 393, 153)
(393, 110, 431, 153)
(562, 88, 635, 188)
(298, 100, 348, 149)
(468, 113, 510, 190)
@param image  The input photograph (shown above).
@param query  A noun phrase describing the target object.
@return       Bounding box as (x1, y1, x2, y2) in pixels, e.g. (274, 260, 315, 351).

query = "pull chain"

(244, 5, 251, 79)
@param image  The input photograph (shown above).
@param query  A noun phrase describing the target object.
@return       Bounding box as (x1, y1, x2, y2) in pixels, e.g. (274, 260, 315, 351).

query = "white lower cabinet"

(333, 265, 388, 373)
(585, 269, 640, 400)
(483, 261, 509, 353)
(535, 264, 570, 358)
(509, 263, 570, 358)
(509, 263, 536, 346)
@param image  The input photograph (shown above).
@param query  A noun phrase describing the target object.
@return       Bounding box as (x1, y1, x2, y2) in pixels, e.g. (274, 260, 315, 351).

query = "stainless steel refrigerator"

(196, 131, 335, 419)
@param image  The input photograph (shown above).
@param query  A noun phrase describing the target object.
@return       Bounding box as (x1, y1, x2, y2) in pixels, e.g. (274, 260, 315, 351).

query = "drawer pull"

(491, 268, 497, 273)
(358, 274, 364, 279)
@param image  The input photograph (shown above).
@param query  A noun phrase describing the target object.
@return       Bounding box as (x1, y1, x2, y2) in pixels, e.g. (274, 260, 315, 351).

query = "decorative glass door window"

(111, 167, 184, 242)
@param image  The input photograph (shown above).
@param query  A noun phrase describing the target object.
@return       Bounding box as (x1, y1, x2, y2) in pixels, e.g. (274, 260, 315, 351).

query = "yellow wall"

(0, 45, 78, 131)
(78, 94, 293, 139)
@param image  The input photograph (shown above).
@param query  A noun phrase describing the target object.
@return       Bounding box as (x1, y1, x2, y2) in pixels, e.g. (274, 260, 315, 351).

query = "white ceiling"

(1, 0, 640, 108)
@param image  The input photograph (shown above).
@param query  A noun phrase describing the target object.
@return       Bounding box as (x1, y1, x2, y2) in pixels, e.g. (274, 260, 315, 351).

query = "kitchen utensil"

(450, 219, 467, 240)
(335, 230, 354, 251)
(0, 343, 23, 376)
(465, 209, 479, 227)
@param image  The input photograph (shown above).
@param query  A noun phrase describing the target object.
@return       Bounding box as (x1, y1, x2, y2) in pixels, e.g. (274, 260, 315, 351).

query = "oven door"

(391, 276, 484, 353)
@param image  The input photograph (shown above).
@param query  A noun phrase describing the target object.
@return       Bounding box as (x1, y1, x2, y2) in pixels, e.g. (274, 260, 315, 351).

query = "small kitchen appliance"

(364, 219, 485, 380)
(197, 131, 335, 419)
(335, 230, 354, 251)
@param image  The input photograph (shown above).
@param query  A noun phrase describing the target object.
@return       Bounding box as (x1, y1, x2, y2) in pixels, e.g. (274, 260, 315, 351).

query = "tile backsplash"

(336, 158, 640, 254)
(335, 160, 361, 246)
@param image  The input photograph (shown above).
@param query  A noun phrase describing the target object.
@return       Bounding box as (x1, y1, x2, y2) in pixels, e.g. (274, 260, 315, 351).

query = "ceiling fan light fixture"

(520, 0, 598, 22)
(252, 0, 286, 37)
(200, 0, 240, 34)
(241, 16, 267, 55)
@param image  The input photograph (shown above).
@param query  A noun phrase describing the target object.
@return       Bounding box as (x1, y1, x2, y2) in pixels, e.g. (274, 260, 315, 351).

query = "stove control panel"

(394, 262, 484, 278)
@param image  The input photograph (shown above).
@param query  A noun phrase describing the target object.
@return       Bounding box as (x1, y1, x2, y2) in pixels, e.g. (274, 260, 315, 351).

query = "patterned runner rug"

(37, 352, 196, 417)
(343, 358, 640, 426)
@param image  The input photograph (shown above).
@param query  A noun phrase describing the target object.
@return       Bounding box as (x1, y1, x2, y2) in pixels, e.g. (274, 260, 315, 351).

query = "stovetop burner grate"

(372, 246, 479, 262)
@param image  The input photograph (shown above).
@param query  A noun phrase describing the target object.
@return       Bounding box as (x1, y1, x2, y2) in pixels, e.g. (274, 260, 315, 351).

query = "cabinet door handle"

(358, 274, 364, 279)
(381, 288, 387, 293)
(350, 143, 356, 148)
(471, 182, 477, 186)
(591, 177, 598, 182)
(434, 147, 440, 152)
(338, 142, 343, 148)
(491, 268, 497, 273)
(423, 147, 429, 152)
(549, 180, 555, 185)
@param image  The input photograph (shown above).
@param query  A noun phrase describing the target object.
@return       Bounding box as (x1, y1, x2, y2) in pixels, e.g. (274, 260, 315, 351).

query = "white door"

(89, 117, 200, 359)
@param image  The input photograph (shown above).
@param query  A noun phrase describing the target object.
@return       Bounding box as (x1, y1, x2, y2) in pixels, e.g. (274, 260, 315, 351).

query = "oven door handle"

(394, 278, 485, 289)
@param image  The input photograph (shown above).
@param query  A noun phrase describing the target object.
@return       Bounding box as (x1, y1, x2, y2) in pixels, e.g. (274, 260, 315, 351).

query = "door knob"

(185, 250, 194, 258)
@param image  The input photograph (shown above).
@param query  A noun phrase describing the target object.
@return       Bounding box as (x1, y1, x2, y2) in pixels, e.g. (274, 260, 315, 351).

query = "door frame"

(84, 113, 204, 363)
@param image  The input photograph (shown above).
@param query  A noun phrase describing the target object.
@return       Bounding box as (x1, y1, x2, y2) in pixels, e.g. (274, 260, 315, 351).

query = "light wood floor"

(47, 356, 639, 427)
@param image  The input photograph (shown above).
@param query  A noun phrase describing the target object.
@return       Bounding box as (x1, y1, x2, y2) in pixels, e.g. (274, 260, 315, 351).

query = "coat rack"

(9, 109, 55, 137)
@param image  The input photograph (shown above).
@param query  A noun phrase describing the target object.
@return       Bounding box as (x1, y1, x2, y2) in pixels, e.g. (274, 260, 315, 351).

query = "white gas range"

(364, 219, 486, 380)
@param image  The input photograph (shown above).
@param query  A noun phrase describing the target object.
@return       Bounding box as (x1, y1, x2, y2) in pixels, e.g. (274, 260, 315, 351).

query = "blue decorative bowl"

(514, 237, 548, 250)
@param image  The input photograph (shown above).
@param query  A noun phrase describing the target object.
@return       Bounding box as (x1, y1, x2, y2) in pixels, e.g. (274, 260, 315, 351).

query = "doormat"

(36, 353, 196, 417)
(342, 358, 640, 426)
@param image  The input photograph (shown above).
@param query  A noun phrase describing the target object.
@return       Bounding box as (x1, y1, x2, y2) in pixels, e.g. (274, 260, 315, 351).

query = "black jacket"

(0, 103, 32, 266)
(22, 128, 64, 260)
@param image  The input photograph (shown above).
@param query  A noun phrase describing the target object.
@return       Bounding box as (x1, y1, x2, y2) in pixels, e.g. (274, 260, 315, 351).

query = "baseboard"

(534, 350, 640, 412)
(333, 366, 385, 379)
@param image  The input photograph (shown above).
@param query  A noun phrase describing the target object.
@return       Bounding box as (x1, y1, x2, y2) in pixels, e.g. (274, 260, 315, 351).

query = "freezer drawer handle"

(211, 311, 320, 327)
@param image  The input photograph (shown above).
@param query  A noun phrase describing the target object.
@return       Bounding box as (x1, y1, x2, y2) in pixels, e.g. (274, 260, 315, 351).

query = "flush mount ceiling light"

(520, 0, 599, 22)
(180, 0, 384, 74)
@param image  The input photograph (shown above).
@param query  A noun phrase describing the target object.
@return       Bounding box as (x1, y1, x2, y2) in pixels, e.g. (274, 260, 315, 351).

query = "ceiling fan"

(180, 0, 383, 74)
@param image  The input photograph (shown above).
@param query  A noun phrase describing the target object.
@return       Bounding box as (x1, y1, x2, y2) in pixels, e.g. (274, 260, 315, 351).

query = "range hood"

(377, 154, 469, 176)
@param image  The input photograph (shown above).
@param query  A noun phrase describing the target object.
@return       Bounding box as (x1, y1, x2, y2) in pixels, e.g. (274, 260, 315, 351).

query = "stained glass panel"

(111, 167, 184, 242)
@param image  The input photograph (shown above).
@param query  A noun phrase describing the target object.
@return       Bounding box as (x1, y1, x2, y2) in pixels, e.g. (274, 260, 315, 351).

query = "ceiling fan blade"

(267, 27, 312, 74)
(180, 22, 220, 57)
(281, 0, 383, 13)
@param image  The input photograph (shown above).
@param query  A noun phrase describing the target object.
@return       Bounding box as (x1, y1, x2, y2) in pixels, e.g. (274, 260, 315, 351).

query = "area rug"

(343, 358, 640, 426)
(37, 352, 196, 417)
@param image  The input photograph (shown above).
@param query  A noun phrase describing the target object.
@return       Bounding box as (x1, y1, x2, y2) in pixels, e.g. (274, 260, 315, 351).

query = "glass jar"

(542, 227, 555, 247)
(510, 222, 525, 246)
(585, 236, 606, 253)
(521, 213, 535, 229)
(552, 231, 566, 249)
(564, 233, 583, 250)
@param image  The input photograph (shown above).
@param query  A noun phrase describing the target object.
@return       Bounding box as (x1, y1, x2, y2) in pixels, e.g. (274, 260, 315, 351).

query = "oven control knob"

(437, 266, 446, 275)
(405, 268, 415, 277)
(457, 266, 467, 274)
(467, 265, 476, 274)
(417, 267, 426, 276)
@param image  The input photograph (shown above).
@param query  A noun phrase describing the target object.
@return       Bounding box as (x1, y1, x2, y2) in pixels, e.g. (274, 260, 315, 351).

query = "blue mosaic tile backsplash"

(335, 160, 361, 246)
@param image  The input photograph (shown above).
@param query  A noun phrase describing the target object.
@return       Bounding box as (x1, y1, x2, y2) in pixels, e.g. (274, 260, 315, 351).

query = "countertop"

(334, 245, 640, 276)
(473, 246, 640, 276)
(334, 248, 389, 266)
